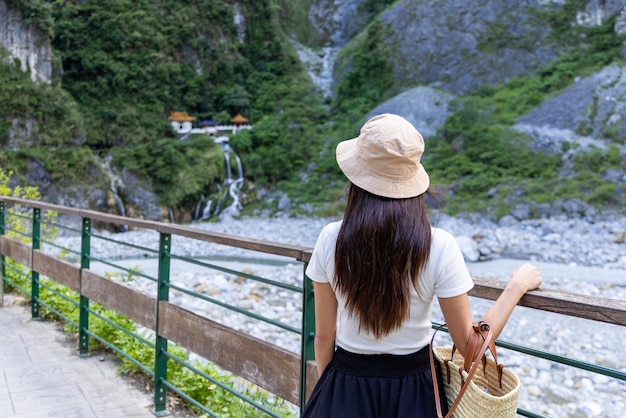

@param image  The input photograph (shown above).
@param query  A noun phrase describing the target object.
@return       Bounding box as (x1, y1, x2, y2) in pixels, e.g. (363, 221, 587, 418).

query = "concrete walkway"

(0, 294, 155, 418)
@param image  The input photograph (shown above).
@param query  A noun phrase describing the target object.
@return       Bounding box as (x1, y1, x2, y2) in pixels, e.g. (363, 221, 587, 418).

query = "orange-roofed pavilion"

(230, 113, 249, 125)
(168, 111, 196, 122)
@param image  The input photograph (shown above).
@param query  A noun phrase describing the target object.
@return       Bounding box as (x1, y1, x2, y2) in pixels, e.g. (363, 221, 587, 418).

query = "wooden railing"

(1, 195, 625, 417)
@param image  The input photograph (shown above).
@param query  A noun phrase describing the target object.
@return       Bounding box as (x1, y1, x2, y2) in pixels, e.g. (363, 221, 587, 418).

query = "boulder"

(454, 235, 480, 262)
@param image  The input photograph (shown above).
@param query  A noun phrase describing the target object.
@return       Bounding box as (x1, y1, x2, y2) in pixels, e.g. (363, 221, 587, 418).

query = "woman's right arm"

(439, 263, 542, 358)
(479, 263, 542, 340)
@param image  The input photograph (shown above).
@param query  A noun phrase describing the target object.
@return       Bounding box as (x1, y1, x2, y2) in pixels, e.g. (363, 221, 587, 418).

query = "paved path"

(0, 294, 155, 418)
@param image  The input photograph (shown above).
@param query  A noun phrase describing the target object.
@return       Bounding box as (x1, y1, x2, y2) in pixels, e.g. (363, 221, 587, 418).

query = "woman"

(303, 114, 542, 417)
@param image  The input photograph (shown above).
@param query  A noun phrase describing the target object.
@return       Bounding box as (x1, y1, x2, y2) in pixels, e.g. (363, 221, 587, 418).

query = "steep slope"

(1, 0, 328, 221)
(2, 0, 625, 220)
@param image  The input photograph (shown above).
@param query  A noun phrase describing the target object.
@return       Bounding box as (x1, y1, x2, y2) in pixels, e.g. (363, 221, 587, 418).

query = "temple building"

(230, 113, 249, 126)
(168, 112, 252, 136)
(168, 111, 196, 134)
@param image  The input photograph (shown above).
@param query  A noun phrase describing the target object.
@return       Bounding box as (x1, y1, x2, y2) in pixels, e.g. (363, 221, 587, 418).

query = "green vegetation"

(0, 46, 103, 192)
(112, 136, 224, 208)
(51, 0, 237, 148)
(569, 144, 623, 206)
(358, 0, 397, 17)
(2, 0, 327, 214)
(478, 21, 537, 53)
(333, 21, 395, 117)
(423, 99, 561, 215)
(1, 0, 625, 219)
(274, 0, 317, 45)
(0, 168, 56, 239)
(0, 47, 83, 144)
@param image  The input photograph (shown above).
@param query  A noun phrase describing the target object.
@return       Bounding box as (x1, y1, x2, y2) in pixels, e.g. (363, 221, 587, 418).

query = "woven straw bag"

(429, 322, 521, 418)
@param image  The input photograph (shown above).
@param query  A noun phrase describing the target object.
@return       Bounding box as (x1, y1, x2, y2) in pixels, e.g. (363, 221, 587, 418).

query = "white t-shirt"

(306, 220, 474, 355)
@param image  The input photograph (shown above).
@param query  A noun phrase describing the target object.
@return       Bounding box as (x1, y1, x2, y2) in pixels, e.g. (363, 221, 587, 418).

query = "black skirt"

(302, 345, 449, 418)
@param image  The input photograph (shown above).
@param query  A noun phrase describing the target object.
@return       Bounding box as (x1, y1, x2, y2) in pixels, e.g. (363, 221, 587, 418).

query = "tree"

(0, 168, 57, 296)
(0, 168, 57, 241)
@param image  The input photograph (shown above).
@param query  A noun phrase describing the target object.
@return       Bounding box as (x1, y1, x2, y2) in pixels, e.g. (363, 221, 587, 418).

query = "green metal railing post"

(31, 208, 41, 318)
(78, 218, 91, 356)
(0, 201, 5, 307)
(154, 232, 171, 416)
(300, 265, 316, 413)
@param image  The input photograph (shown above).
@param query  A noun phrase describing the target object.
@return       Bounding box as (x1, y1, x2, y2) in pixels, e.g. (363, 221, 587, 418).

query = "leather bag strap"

(429, 322, 495, 418)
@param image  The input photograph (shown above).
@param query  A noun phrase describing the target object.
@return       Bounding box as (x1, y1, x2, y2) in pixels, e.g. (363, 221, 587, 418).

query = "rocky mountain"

(295, 0, 626, 137)
(1, 0, 625, 222)
(294, 0, 626, 219)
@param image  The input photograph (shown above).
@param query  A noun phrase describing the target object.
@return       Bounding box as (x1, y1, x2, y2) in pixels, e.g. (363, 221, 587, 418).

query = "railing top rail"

(2, 196, 625, 327)
(471, 277, 626, 327)
(0, 196, 311, 261)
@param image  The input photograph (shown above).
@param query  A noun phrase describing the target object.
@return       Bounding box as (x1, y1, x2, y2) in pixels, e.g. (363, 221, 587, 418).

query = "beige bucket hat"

(336, 114, 430, 199)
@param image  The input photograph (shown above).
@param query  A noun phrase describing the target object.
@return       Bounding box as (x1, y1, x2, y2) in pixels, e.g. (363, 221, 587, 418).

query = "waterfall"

(192, 137, 245, 222)
(201, 200, 213, 219)
(104, 156, 129, 231)
(194, 195, 214, 222)
(221, 142, 244, 217)
(223, 144, 233, 183)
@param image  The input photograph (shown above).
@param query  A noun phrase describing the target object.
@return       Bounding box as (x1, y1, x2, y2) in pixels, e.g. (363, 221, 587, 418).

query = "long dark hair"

(334, 183, 432, 339)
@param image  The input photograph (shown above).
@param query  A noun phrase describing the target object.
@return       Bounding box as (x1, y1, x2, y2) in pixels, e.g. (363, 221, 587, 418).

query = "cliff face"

(375, 0, 560, 96)
(0, 0, 51, 83)
(308, 0, 370, 46)
(297, 0, 626, 137)
(277, 0, 372, 47)
(366, 0, 624, 145)
(293, 0, 626, 132)
(2, 0, 626, 218)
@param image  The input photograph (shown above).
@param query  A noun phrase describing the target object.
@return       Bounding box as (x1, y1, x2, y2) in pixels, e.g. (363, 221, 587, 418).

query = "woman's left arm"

(312, 281, 338, 376)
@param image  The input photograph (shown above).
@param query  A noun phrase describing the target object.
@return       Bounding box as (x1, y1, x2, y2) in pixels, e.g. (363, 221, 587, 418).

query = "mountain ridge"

(1, 0, 625, 222)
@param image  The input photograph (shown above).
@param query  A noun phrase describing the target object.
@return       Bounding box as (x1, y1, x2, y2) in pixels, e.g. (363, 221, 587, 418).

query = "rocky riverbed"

(46, 213, 626, 418)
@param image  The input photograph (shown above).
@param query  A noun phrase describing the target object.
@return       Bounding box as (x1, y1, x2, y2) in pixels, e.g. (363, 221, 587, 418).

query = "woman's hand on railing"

(509, 263, 543, 293)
